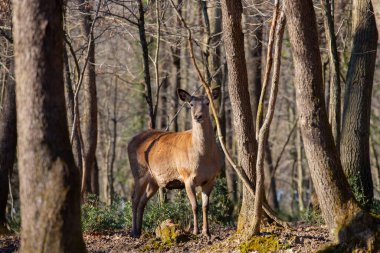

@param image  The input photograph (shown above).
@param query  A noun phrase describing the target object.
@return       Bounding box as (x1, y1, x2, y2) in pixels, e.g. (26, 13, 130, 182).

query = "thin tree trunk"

(252, 10, 285, 234)
(12, 0, 86, 251)
(220, 0, 258, 236)
(285, 0, 379, 249)
(0, 60, 16, 234)
(77, 0, 99, 197)
(321, 0, 341, 149)
(137, 0, 155, 129)
(264, 140, 279, 210)
(340, 0, 377, 208)
(296, 125, 305, 211)
(63, 44, 82, 172)
(171, 0, 182, 132)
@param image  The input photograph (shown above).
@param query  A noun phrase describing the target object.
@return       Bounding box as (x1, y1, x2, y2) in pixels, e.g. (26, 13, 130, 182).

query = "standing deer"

(128, 87, 222, 238)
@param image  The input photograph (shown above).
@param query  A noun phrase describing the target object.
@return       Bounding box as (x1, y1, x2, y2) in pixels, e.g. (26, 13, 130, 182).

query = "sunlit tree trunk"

(221, 0, 258, 237)
(285, 0, 379, 249)
(12, 0, 86, 251)
(340, 0, 377, 208)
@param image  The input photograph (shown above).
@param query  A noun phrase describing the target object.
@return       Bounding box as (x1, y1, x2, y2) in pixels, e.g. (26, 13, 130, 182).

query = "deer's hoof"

(202, 230, 211, 239)
(131, 231, 141, 238)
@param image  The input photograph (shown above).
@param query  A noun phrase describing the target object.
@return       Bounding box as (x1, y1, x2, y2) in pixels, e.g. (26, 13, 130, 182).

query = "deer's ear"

(212, 87, 220, 100)
(177, 89, 191, 102)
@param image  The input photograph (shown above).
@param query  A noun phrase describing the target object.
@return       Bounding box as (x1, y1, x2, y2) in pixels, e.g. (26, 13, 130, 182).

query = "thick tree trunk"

(12, 0, 86, 251)
(77, 0, 99, 196)
(0, 61, 16, 233)
(221, 0, 257, 236)
(284, 0, 379, 249)
(340, 0, 377, 208)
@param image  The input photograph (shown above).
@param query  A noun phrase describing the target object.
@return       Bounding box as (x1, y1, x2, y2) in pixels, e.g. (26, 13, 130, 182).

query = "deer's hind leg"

(131, 175, 148, 237)
(136, 180, 158, 235)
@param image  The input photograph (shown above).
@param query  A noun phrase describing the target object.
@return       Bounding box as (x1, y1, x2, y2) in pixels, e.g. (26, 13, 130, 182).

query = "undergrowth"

(81, 178, 234, 232)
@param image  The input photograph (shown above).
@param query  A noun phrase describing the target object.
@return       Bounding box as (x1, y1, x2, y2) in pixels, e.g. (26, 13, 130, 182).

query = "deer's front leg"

(201, 180, 214, 237)
(185, 181, 198, 235)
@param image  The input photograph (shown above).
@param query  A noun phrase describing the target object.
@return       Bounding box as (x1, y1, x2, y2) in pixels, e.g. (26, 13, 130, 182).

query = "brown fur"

(128, 88, 222, 237)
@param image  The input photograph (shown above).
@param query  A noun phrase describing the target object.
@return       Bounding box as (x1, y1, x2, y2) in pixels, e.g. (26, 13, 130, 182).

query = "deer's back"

(128, 129, 193, 187)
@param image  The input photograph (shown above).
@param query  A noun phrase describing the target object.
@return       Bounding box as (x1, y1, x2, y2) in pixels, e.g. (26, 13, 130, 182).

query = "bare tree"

(12, 0, 86, 251)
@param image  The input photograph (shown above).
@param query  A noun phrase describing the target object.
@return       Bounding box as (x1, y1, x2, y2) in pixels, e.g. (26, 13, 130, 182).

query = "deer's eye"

(190, 103, 194, 107)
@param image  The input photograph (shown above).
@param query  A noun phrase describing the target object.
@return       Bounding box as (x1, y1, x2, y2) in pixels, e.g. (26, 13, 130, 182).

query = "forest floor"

(0, 223, 332, 252)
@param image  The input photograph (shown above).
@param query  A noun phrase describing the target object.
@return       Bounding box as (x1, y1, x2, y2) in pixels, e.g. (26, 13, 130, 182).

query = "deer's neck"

(191, 117, 215, 155)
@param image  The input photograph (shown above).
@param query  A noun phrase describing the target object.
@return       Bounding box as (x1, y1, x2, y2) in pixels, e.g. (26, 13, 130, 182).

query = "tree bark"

(63, 44, 82, 172)
(340, 0, 377, 208)
(12, 0, 87, 251)
(137, 0, 155, 129)
(372, 1, 380, 39)
(220, 0, 258, 236)
(321, 0, 341, 149)
(0, 61, 16, 233)
(264, 141, 279, 210)
(284, 0, 379, 249)
(77, 0, 99, 196)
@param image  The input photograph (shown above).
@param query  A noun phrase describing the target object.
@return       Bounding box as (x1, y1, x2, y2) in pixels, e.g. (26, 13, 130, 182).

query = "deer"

(128, 87, 222, 238)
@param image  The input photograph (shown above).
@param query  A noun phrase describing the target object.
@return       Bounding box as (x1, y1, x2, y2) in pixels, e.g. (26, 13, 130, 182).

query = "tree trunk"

(284, 0, 379, 249)
(171, 0, 182, 132)
(340, 0, 377, 208)
(321, 0, 341, 149)
(372, 1, 380, 38)
(77, 0, 99, 196)
(220, 0, 257, 236)
(63, 44, 82, 172)
(0, 61, 16, 234)
(12, 0, 86, 251)
(137, 0, 155, 129)
(264, 141, 279, 210)
(296, 126, 305, 212)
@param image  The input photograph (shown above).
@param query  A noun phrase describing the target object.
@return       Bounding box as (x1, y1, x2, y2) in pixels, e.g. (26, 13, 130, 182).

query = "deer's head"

(178, 87, 220, 124)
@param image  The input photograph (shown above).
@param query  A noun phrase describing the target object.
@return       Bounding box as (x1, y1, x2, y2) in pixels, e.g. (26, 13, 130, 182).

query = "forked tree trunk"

(284, 0, 379, 250)
(12, 0, 86, 251)
(340, 0, 377, 208)
(220, 0, 258, 237)
(0, 61, 16, 233)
